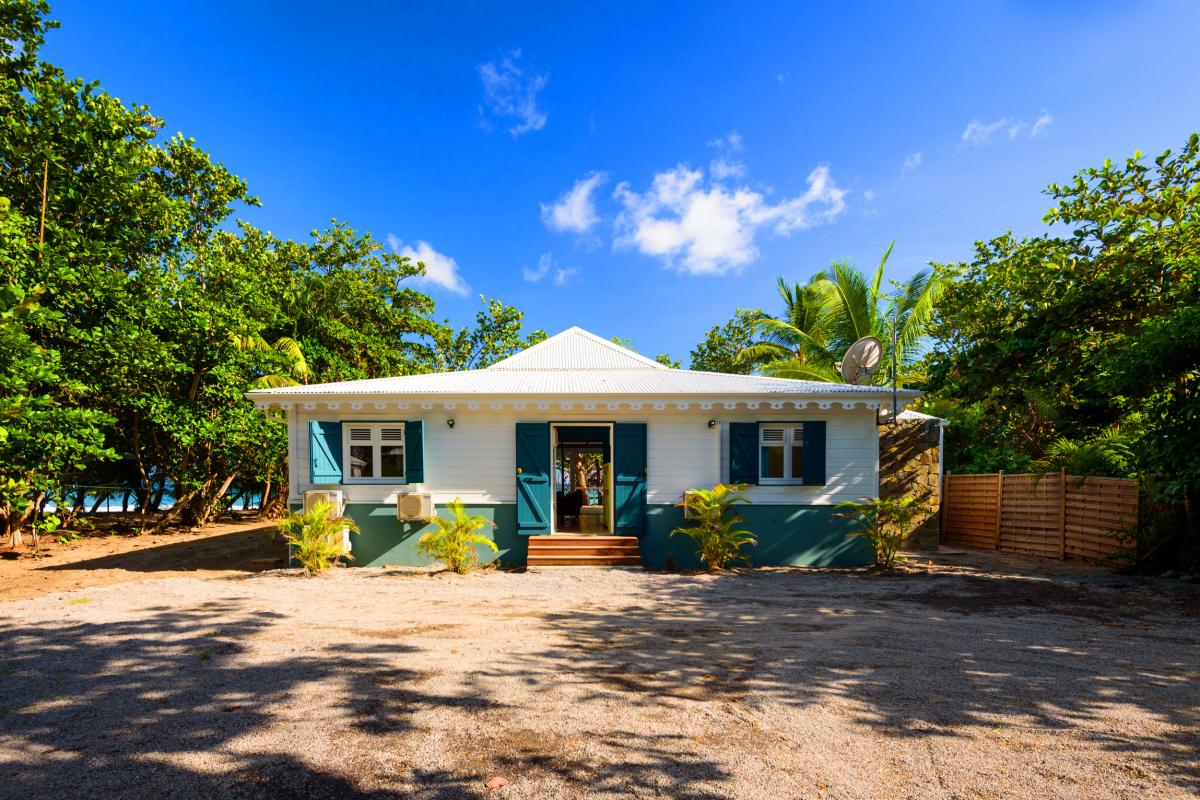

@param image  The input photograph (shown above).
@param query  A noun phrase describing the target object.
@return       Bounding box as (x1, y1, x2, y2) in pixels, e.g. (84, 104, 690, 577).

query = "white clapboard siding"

(291, 405, 875, 506)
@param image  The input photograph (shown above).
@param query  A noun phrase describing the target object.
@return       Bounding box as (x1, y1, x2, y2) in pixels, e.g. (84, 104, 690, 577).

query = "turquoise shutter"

(309, 421, 343, 484)
(613, 423, 647, 535)
(515, 423, 551, 535)
(802, 421, 827, 485)
(729, 423, 759, 485)
(404, 420, 424, 483)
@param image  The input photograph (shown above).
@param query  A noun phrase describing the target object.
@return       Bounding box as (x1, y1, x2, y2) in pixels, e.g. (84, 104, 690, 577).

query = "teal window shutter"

(729, 423, 759, 484)
(613, 423, 647, 535)
(309, 421, 343, 484)
(802, 421, 827, 485)
(404, 420, 424, 483)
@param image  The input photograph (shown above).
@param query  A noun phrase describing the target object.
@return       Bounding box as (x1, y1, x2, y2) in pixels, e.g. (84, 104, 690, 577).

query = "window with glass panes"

(342, 424, 405, 482)
(758, 424, 804, 484)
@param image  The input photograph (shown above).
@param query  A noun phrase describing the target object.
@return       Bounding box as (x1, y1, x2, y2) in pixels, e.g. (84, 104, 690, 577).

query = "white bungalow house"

(248, 327, 917, 568)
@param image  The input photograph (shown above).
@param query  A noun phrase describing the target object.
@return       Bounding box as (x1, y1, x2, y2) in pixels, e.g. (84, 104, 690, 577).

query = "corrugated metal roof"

(248, 326, 917, 400)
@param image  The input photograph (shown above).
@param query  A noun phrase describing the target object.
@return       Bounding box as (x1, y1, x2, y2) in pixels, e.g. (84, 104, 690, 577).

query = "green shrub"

(417, 498, 497, 574)
(834, 495, 928, 570)
(671, 484, 756, 569)
(275, 501, 360, 573)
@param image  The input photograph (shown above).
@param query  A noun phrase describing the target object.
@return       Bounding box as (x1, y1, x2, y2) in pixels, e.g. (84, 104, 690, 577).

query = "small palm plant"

(417, 498, 498, 574)
(275, 500, 360, 573)
(834, 495, 928, 570)
(671, 484, 756, 569)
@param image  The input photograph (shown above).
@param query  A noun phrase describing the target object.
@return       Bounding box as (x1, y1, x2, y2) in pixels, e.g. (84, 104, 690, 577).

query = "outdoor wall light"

(707, 419, 717, 429)
(447, 419, 455, 428)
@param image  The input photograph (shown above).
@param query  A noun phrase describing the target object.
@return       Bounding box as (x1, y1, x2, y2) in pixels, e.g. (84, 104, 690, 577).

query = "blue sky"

(43, 1, 1200, 364)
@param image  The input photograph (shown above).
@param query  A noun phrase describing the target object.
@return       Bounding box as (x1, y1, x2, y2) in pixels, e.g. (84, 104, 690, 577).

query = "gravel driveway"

(1, 556, 1197, 799)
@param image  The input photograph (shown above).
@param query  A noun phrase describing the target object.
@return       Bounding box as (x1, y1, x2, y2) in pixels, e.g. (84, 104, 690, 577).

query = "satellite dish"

(838, 336, 883, 384)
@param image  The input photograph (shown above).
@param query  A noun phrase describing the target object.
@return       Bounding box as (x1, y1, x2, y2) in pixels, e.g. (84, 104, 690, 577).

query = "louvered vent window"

(343, 423, 405, 481)
(759, 424, 805, 484)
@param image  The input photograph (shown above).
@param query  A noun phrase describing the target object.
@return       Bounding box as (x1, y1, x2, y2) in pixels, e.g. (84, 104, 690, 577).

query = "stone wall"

(879, 417, 942, 550)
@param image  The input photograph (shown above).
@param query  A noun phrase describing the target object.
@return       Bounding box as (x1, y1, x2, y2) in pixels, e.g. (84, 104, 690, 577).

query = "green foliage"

(689, 313, 757, 374)
(739, 242, 944, 385)
(422, 298, 546, 372)
(926, 134, 1200, 558)
(275, 501, 360, 573)
(0, 2, 547, 540)
(417, 498, 498, 574)
(1029, 427, 1135, 479)
(834, 495, 928, 570)
(671, 484, 756, 569)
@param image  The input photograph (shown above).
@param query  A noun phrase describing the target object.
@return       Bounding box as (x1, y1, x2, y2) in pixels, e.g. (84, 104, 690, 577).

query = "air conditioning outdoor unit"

(303, 489, 345, 516)
(396, 492, 433, 521)
(682, 491, 701, 520)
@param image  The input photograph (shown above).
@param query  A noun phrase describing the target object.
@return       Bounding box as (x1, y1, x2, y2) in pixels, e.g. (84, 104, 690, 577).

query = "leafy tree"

(740, 243, 943, 384)
(926, 134, 1199, 550)
(417, 498, 498, 573)
(275, 500, 360, 573)
(0, 2, 551, 543)
(654, 353, 681, 368)
(0, 198, 114, 546)
(423, 298, 546, 371)
(671, 484, 756, 569)
(689, 313, 757, 374)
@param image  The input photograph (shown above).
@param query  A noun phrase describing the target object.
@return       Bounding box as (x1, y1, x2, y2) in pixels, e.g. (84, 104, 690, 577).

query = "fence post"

(1058, 467, 1067, 560)
(941, 471, 950, 541)
(993, 470, 1004, 550)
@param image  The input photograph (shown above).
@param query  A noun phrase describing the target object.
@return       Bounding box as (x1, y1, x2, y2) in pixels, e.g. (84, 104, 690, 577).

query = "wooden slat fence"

(943, 471, 1136, 563)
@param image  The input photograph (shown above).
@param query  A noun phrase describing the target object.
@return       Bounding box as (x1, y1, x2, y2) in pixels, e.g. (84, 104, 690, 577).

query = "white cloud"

(708, 132, 746, 182)
(900, 151, 924, 177)
(1031, 110, 1054, 137)
(962, 111, 1053, 146)
(522, 252, 579, 286)
(540, 172, 607, 233)
(709, 157, 746, 181)
(387, 235, 469, 296)
(863, 189, 876, 203)
(613, 163, 846, 275)
(708, 132, 744, 152)
(477, 49, 548, 136)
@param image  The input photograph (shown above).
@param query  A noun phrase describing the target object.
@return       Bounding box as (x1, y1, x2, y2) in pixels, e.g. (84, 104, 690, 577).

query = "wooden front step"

(527, 535, 642, 567)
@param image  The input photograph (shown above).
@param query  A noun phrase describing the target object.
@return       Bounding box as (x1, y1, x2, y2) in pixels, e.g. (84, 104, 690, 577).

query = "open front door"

(613, 422, 647, 535)
(515, 423, 551, 535)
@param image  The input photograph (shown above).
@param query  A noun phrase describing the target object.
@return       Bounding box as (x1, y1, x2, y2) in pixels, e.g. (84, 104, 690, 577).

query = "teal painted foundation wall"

(641, 504, 872, 569)
(327, 504, 526, 568)
(312, 502, 866, 569)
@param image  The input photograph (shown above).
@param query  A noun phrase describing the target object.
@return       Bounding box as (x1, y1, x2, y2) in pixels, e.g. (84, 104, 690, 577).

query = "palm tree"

(231, 333, 312, 389)
(738, 242, 942, 386)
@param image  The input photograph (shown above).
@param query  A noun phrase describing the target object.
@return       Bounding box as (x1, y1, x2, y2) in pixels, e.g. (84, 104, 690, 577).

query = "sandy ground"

(0, 518, 284, 601)
(0, 546, 1197, 799)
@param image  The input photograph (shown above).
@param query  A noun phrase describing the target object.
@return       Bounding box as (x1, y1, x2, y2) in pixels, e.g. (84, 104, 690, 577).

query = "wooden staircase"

(526, 535, 642, 567)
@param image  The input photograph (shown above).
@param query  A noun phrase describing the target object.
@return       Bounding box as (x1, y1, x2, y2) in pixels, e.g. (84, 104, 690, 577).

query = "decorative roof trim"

(255, 396, 906, 413)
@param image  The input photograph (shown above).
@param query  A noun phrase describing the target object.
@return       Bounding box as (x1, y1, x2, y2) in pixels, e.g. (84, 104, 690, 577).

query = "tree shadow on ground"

(512, 568, 1200, 793)
(36, 526, 285, 573)
(0, 595, 731, 799)
(0, 601, 492, 798)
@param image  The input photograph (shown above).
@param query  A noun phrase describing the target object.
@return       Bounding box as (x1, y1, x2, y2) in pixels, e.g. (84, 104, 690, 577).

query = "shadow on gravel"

(512, 569, 1200, 794)
(0, 601, 479, 798)
(0, 598, 731, 799)
(36, 526, 284, 574)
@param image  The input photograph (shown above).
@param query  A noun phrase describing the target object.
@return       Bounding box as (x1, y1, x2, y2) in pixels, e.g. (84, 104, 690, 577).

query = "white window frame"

(758, 423, 805, 485)
(342, 423, 407, 484)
